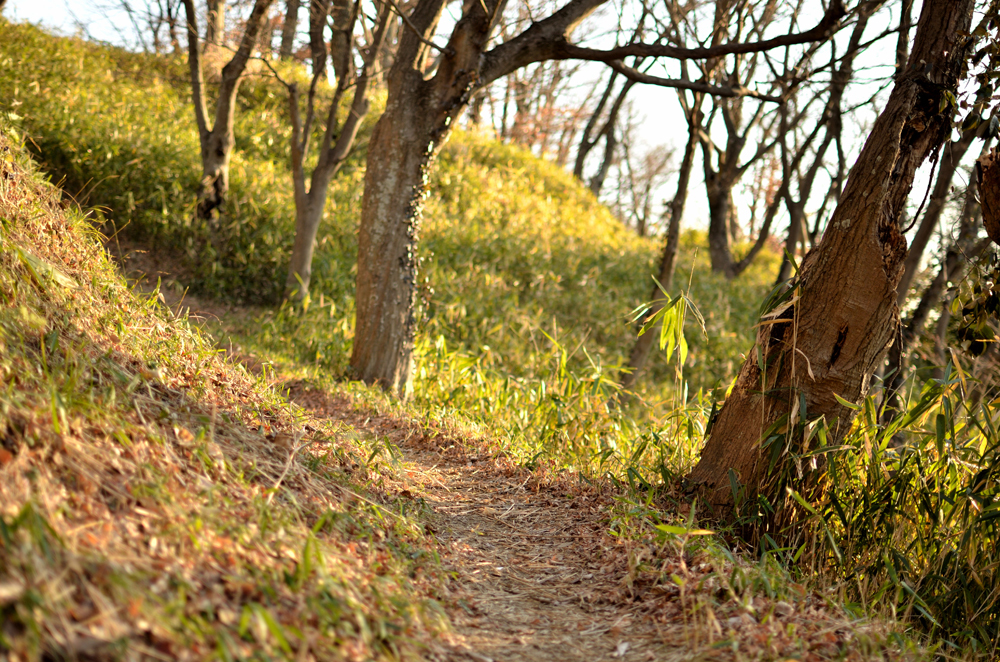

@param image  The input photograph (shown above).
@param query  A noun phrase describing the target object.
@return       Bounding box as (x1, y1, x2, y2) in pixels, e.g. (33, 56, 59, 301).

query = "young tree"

(687, 0, 976, 517)
(348, 0, 846, 394)
(182, 0, 274, 220)
(282, 0, 391, 299)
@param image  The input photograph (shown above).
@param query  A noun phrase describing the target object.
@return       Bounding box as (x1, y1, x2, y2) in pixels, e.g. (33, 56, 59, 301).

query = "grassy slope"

(8, 21, 1000, 656)
(0, 125, 444, 659)
(0, 20, 774, 397)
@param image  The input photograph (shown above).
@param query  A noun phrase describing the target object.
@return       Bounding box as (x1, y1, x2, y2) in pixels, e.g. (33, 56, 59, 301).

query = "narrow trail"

(286, 383, 687, 662)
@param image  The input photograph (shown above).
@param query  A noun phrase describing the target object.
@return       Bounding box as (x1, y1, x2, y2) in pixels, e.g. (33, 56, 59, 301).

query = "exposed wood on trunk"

(687, 0, 975, 520)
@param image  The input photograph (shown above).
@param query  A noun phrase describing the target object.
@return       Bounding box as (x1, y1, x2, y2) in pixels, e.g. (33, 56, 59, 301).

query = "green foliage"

(811, 370, 1000, 654)
(0, 21, 378, 304)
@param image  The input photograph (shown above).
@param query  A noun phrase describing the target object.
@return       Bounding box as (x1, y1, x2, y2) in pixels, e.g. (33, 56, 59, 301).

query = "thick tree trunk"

(279, 0, 300, 58)
(687, 0, 973, 518)
(350, 82, 433, 394)
(620, 119, 699, 390)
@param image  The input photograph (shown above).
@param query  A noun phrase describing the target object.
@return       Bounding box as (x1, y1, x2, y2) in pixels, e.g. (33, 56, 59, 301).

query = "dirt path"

(408, 444, 681, 662)
(285, 383, 688, 662)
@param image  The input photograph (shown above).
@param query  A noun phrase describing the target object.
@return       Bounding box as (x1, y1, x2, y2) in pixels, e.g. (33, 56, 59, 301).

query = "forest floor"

(285, 383, 680, 662)
(110, 246, 914, 662)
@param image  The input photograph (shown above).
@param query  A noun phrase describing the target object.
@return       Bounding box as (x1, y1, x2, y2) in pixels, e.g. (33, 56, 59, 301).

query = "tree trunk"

(687, 0, 974, 519)
(329, 0, 353, 81)
(198, 131, 235, 220)
(350, 82, 433, 394)
(620, 116, 699, 390)
(706, 173, 738, 277)
(279, 0, 300, 58)
(205, 0, 226, 68)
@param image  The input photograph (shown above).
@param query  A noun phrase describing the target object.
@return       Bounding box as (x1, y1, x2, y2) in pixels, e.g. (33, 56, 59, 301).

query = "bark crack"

(829, 324, 849, 367)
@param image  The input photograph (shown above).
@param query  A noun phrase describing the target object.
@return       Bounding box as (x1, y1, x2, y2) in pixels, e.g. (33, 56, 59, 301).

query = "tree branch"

(606, 60, 782, 102)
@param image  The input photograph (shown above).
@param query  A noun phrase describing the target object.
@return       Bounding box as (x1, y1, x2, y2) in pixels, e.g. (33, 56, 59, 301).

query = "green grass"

(0, 122, 444, 660)
(5, 18, 1000, 657)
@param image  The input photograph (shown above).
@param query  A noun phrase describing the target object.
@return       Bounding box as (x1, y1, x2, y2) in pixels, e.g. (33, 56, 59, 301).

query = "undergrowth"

(0, 123, 443, 659)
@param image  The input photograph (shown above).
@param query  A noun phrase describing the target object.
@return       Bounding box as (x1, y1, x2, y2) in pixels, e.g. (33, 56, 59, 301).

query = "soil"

(284, 383, 686, 662)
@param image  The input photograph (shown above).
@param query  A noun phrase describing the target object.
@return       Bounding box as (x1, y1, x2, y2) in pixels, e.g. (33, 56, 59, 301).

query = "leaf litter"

(0, 123, 918, 661)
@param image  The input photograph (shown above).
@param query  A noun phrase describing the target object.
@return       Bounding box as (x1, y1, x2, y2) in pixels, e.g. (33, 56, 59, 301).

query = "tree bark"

(620, 109, 700, 390)
(279, 0, 301, 59)
(204, 0, 226, 68)
(285, 0, 388, 300)
(687, 0, 974, 518)
(183, 0, 274, 222)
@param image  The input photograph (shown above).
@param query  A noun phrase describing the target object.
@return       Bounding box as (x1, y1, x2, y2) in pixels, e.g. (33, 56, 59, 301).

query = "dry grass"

(283, 382, 921, 662)
(0, 126, 446, 660)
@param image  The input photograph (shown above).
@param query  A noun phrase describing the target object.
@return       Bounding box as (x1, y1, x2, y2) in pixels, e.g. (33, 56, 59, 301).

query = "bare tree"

(282, 0, 392, 299)
(182, 0, 274, 221)
(612, 139, 673, 235)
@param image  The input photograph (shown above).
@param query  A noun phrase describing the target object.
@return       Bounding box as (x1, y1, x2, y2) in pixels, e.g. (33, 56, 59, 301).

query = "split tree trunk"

(687, 0, 974, 517)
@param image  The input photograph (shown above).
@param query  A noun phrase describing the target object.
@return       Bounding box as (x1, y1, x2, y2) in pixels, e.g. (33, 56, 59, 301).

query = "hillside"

(0, 123, 449, 659)
(8, 19, 996, 660)
(0, 120, 920, 662)
(0, 20, 774, 399)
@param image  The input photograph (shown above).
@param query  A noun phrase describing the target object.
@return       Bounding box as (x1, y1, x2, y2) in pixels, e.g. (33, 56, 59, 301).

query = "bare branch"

(607, 60, 782, 102)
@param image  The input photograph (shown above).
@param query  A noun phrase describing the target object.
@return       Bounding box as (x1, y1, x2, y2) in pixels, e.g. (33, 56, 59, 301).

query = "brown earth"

(285, 383, 687, 662)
